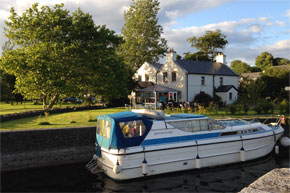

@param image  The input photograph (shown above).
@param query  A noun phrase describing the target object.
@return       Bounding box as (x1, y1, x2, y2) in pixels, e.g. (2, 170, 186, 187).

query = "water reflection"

(2, 150, 289, 192)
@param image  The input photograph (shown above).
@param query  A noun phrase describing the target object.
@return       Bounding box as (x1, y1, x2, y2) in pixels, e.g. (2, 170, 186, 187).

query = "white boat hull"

(97, 131, 283, 180)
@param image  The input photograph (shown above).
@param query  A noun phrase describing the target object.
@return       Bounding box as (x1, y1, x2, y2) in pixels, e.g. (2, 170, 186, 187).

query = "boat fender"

(142, 159, 148, 176)
(113, 161, 122, 174)
(195, 154, 201, 169)
(280, 137, 290, 147)
(240, 147, 245, 162)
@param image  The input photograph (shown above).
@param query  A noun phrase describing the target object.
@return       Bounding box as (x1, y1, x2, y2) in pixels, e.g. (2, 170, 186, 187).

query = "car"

(64, 97, 83, 104)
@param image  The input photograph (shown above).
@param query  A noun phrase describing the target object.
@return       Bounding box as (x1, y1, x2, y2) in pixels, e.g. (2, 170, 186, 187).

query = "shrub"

(253, 104, 262, 114)
(197, 105, 206, 114)
(212, 94, 222, 103)
(38, 121, 50, 125)
(227, 104, 237, 114)
(243, 104, 249, 114)
(261, 100, 273, 114)
(193, 92, 212, 107)
(279, 99, 289, 114)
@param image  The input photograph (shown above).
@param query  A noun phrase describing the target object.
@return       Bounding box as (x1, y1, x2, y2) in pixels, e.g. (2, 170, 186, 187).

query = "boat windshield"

(167, 118, 225, 132)
(96, 119, 111, 139)
(218, 120, 249, 127)
(119, 120, 146, 138)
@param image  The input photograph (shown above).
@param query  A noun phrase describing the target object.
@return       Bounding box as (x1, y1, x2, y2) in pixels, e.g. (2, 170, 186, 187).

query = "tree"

(176, 54, 182, 60)
(255, 52, 274, 70)
(183, 51, 210, 61)
(1, 3, 128, 110)
(239, 78, 266, 105)
(120, 0, 168, 71)
(230, 60, 251, 74)
(187, 29, 228, 61)
(274, 57, 290, 66)
(1, 40, 14, 102)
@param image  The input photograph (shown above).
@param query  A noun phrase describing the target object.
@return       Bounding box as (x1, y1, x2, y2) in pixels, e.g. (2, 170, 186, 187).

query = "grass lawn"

(0, 107, 126, 130)
(0, 101, 83, 115)
(1, 106, 287, 131)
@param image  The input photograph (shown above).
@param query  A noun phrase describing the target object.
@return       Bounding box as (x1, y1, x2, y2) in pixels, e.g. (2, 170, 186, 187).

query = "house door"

(168, 92, 178, 102)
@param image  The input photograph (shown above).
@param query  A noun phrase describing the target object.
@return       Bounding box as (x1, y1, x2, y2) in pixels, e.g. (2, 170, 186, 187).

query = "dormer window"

(172, 71, 176, 82)
(229, 92, 233, 100)
(145, 74, 149, 82)
(163, 72, 168, 82)
(220, 77, 223, 86)
(201, 76, 205, 85)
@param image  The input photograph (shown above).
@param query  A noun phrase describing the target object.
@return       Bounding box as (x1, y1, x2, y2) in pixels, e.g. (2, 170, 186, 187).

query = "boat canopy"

(96, 111, 153, 150)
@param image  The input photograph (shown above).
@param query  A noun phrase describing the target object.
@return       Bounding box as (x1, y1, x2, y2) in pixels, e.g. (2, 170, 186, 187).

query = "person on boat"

(131, 121, 137, 137)
(122, 124, 130, 137)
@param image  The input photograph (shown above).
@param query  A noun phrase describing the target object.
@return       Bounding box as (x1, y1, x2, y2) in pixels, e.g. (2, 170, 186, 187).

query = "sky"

(0, 0, 289, 65)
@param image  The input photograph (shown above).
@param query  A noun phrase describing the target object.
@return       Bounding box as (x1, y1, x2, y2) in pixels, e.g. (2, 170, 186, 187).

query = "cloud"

(262, 39, 290, 58)
(248, 24, 262, 33)
(275, 20, 285, 27)
(163, 17, 261, 57)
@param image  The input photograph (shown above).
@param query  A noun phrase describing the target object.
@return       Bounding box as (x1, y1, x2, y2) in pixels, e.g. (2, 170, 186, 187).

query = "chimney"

(167, 48, 176, 61)
(215, 52, 226, 65)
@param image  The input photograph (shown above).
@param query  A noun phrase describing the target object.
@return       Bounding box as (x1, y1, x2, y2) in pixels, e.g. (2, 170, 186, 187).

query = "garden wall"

(1, 126, 96, 172)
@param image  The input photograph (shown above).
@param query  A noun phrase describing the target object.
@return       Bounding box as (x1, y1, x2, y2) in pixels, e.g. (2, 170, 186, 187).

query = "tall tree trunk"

(47, 93, 59, 110)
(42, 95, 47, 111)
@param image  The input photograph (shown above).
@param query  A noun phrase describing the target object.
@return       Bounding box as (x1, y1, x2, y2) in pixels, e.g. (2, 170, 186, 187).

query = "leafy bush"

(261, 100, 273, 114)
(253, 99, 273, 114)
(212, 94, 222, 103)
(279, 99, 289, 114)
(197, 105, 206, 114)
(38, 121, 50, 125)
(193, 92, 212, 107)
(243, 104, 249, 114)
(227, 104, 237, 114)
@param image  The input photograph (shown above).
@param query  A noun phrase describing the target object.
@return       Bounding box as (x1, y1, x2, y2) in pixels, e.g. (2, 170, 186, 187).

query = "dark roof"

(175, 60, 239, 76)
(137, 81, 154, 89)
(149, 62, 162, 70)
(241, 72, 261, 79)
(136, 85, 180, 93)
(216, 85, 238, 92)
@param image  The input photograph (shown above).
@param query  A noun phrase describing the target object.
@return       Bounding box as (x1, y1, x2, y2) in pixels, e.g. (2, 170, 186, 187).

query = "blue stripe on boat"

(142, 132, 221, 146)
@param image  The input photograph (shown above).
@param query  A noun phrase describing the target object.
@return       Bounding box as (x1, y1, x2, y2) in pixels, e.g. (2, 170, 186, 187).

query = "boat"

(87, 109, 285, 180)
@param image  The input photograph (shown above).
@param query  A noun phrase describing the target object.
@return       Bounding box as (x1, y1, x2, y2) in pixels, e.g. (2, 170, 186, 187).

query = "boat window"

(119, 120, 146, 138)
(221, 131, 238, 136)
(252, 128, 259, 132)
(242, 130, 248, 134)
(200, 120, 209, 131)
(96, 119, 111, 139)
(167, 119, 210, 132)
(191, 120, 200, 131)
(208, 119, 225, 130)
(168, 121, 192, 132)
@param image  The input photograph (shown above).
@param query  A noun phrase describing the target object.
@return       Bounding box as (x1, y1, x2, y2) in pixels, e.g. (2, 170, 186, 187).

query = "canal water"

(1, 149, 289, 192)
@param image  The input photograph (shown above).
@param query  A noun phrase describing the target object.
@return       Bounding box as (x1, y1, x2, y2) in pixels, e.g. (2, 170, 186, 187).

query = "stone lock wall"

(1, 126, 96, 172)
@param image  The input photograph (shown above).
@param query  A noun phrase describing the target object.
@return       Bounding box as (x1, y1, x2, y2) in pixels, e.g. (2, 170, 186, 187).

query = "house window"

(220, 77, 223, 86)
(172, 71, 176, 82)
(229, 92, 232, 100)
(201, 76, 205, 85)
(138, 75, 142, 81)
(163, 72, 168, 82)
(145, 74, 149, 82)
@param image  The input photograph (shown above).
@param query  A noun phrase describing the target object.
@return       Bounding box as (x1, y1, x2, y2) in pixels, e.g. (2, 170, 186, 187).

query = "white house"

(134, 49, 239, 105)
